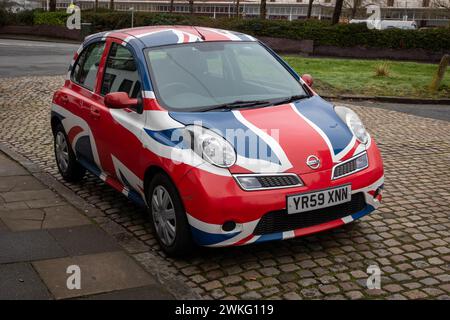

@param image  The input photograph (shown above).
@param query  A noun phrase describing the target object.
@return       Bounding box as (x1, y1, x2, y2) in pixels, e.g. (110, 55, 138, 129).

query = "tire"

(147, 172, 194, 256)
(53, 122, 86, 182)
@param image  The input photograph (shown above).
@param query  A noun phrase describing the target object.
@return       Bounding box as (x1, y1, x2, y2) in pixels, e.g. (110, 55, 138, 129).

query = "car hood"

(169, 96, 356, 175)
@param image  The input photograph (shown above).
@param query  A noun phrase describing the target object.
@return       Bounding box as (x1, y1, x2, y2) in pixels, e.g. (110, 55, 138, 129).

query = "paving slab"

(41, 205, 90, 229)
(0, 218, 9, 231)
(0, 230, 67, 263)
(0, 175, 46, 192)
(0, 205, 90, 231)
(49, 224, 121, 256)
(0, 208, 45, 231)
(81, 285, 173, 300)
(25, 198, 66, 209)
(0, 153, 28, 176)
(0, 189, 58, 203)
(33, 251, 157, 299)
(0, 263, 51, 300)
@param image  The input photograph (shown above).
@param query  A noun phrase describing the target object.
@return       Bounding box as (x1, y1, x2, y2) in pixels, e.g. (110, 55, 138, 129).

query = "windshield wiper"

(201, 100, 272, 112)
(272, 94, 309, 106)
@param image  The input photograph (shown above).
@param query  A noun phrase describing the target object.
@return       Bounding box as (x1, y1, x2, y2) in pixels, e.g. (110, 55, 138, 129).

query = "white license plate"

(287, 184, 352, 214)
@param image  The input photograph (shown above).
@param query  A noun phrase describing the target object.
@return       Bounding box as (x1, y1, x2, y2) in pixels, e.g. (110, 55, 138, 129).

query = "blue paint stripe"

(351, 204, 375, 220)
(169, 112, 280, 164)
(254, 232, 283, 243)
(127, 190, 146, 207)
(293, 96, 354, 155)
(143, 128, 188, 149)
(190, 226, 240, 246)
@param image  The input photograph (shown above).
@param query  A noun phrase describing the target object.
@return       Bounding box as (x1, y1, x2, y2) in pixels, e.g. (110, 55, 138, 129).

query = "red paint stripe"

(67, 126, 84, 145)
(339, 140, 360, 162)
(236, 104, 333, 174)
(293, 218, 344, 237)
(234, 234, 255, 246)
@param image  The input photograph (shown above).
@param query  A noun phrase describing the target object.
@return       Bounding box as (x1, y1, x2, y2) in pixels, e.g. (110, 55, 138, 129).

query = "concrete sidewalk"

(0, 150, 173, 300)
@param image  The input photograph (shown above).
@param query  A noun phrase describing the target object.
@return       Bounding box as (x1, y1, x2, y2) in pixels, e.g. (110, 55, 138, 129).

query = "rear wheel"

(54, 123, 86, 182)
(147, 173, 194, 256)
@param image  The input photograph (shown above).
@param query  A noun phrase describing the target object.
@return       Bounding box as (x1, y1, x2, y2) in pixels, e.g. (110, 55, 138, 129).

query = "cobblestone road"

(1, 76, 449, 300)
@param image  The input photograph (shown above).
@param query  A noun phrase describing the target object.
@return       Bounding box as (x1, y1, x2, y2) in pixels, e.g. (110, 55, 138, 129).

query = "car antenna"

(192, 26, 206, 41)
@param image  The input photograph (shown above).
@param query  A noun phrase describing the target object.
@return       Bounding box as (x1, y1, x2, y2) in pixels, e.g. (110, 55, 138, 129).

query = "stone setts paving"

(0, 76, 449, 300)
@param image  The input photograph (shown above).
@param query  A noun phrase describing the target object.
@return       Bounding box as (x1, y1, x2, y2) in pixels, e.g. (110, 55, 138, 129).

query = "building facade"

(42, 0, 450, 26)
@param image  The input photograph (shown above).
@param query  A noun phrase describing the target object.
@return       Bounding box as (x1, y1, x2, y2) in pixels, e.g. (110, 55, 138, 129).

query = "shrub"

(3, 10, 450, 52)
(33, 11, 69, 27)
(374, 61, 390, 77)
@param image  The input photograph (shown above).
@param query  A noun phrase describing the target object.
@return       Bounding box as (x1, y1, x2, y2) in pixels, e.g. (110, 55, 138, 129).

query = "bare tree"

(95, 0, 98, 11)
(49, 0, 56, 11)
(260, 0, 267, 19)
(351, 0, 362, 19)
(307, 0, 314, 19)
(110, 0, 114, 10)
(235, 0, 240, 18)
(332, 0, 345, 24)
(188, 0, 194, 14)
(170, 0, 174, 13)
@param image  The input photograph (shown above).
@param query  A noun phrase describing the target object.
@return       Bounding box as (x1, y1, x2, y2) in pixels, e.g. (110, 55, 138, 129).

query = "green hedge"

(3, 10, 450, 51)
(33, 11, 69, 26)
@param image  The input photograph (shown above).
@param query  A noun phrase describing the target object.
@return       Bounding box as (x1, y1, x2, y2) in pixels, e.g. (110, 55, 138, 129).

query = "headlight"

(187, 126, 236, 168)
(334, 106, 369, 144)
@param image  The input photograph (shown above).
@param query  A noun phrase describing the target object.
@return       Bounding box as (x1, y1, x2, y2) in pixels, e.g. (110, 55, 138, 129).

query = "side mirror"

(301, 74, 314, 87)
(104, 92, 142, 112)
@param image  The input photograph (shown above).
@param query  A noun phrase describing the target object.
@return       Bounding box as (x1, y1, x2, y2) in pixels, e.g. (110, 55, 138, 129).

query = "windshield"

(145, 42, 308, 111)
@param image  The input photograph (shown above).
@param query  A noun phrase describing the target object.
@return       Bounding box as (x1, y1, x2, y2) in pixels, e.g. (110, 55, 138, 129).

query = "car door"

(66, 40, 108, 176)
(96, 38, 146, 195)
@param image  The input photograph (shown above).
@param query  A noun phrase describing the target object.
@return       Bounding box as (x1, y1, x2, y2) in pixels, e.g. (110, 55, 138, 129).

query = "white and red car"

(51, 26, 384, 256)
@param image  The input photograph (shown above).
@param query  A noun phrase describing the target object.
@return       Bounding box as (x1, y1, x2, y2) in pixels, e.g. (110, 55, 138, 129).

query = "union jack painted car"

(51, 26, 384, 256)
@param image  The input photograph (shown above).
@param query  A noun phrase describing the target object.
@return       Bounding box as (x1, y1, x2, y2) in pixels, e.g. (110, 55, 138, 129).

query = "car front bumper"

(177, 142, 384, 247)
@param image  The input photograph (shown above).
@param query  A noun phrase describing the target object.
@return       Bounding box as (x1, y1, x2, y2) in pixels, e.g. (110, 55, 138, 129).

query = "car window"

(72, 42, 105, 91)
(145, 42, 306, 111)
(101, 43, 141, 99)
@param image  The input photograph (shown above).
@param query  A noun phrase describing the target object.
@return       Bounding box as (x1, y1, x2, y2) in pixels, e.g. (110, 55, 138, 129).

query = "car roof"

(86, 26, 257, 48)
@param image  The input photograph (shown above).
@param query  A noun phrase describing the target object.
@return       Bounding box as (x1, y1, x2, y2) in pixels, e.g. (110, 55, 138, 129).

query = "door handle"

(90, 106, 101, 119)
(60, 95, 69, 105)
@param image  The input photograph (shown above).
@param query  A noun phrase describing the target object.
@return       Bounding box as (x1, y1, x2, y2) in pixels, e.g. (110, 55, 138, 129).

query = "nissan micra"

(51, 26, 384, 256)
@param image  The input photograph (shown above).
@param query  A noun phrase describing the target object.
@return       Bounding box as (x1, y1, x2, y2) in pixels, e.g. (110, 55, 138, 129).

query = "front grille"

(256, 175, 301, 188)
(334, 159, 358, 178)
(254, 192, 366, 235)
(333, 152, 368, 179)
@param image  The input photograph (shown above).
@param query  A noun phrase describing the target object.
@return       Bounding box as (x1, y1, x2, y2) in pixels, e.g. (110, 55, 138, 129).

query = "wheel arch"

(50, 114, 63, 136)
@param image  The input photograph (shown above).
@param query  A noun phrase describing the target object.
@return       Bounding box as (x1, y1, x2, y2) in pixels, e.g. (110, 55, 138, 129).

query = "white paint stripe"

(142, 91, 155, 99)
(341, 216, 354, 224)
(283, 230, 295, 239)
(290, 103, 340, 163)
(232, 110, 292, 173)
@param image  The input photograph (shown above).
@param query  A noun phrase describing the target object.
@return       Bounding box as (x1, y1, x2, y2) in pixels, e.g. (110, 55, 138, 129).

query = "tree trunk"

(331, 0, 344, 25)
(170, 0, 174, 13)
(189, 0, 194, 14)
(430, 54, 449, 92)
(110, 0, 114, 10)
(351, 0, 361, 19)
(260, 0, 267, 19)
(307, 0, 314, 19)
(235, 0, 240, 18)
(95, 0, 98, 11)
(49, 0, 56, 11)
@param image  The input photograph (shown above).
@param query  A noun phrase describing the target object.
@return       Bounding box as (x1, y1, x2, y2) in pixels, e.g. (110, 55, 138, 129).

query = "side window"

(71, 42, 105, 91)
(101, 43, 141, 99)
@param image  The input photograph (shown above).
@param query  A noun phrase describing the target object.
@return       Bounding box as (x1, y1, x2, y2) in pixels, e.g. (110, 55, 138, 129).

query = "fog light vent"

(234, 174, 303, 191)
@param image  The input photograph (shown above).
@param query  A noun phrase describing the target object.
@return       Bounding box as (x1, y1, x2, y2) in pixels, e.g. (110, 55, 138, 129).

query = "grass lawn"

(282, 56, 450, 99)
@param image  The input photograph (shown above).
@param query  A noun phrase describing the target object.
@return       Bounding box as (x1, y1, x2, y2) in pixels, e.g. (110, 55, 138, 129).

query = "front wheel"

(147, 173, 194, 256)
(54, 123, 86, 182)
